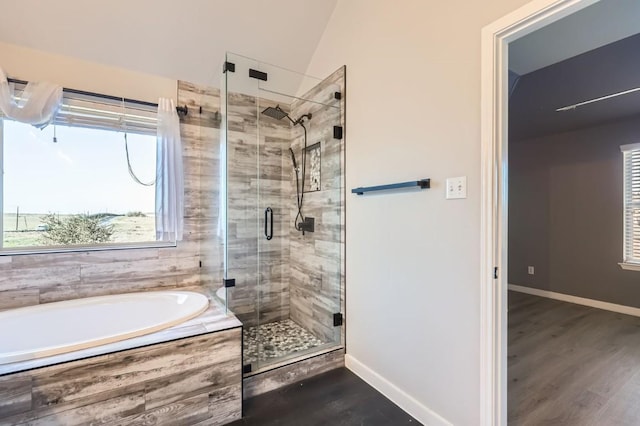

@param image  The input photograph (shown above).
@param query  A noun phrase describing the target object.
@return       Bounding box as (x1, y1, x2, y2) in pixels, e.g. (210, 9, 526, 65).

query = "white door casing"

(479, 0, 599, 424)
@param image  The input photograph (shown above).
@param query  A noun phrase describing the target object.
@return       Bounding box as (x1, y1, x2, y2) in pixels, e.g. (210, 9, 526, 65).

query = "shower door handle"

(264, 207, 273, 240)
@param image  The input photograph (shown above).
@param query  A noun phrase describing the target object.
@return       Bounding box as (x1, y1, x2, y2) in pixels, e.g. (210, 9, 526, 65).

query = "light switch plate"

(446, 176, 467, 199)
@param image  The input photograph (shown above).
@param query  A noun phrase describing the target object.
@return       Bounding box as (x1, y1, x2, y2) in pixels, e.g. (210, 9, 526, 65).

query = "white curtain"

(155, 98, 184, 241)
(0, 68, 62, 128)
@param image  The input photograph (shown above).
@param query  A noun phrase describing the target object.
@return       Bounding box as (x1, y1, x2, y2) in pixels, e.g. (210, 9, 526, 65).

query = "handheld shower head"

(289, 148, 298, 173)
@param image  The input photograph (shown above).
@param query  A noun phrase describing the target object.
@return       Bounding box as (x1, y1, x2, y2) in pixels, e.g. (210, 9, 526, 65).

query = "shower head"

(261, 105, 289, 121)
(262, 105, 313, 129)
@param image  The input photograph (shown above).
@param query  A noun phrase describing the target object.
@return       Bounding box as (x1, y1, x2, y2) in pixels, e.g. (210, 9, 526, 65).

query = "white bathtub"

(0, 291, 209, 365)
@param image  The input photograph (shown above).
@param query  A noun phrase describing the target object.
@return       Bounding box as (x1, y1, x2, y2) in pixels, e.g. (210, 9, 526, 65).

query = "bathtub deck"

(0, 298, 241, 376)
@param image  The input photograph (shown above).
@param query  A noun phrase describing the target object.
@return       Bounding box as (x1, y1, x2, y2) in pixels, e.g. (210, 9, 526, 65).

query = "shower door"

(223, 52, 344, 374)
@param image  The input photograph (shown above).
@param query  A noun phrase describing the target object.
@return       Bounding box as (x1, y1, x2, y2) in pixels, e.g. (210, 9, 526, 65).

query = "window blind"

(621, 143, 640, 263)
(2, 82, 157, 136)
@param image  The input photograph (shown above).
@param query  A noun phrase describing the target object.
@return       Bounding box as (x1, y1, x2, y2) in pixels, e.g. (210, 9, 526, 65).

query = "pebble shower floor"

(243, 319, 325, 365)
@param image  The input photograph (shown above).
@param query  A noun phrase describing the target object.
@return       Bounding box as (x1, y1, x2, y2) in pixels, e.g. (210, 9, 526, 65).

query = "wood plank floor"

(509, 291, 640, 425)
(230, 368, 420, 425)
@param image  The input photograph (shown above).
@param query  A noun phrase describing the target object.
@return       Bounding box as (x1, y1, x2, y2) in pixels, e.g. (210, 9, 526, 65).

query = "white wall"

(0, 41, 176, 103)
(306, 1, 530, 424)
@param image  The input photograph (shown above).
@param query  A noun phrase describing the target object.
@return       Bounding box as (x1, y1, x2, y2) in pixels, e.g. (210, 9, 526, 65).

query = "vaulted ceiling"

(0, 0, 338, 86)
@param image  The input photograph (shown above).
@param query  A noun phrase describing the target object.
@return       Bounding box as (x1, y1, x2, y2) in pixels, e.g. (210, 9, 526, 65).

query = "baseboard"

(508, 284, 640, 318)
(345, 354, 452, 426)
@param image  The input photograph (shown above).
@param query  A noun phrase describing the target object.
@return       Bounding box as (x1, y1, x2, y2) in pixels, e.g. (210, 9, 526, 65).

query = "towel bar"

(351, 179, 430, 195)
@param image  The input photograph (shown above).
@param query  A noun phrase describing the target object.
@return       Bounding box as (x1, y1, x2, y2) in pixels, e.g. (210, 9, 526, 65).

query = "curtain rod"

(556, 86, 640, 112)
(6, 77, 189, 116)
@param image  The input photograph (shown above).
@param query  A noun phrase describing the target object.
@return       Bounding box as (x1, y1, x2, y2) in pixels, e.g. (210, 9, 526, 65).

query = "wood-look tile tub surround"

(0, 327, 243, 426)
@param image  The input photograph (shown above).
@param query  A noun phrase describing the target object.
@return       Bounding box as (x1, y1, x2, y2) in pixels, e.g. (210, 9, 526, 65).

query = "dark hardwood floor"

(509, 291, 640, 425)
(230, 368, 420, 426)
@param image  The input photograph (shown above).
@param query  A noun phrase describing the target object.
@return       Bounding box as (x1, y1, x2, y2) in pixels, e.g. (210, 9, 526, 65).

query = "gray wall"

(509, 115, 640, 307)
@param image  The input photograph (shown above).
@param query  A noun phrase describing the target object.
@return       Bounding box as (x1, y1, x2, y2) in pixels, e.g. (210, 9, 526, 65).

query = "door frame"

(479, 0, 600, 424)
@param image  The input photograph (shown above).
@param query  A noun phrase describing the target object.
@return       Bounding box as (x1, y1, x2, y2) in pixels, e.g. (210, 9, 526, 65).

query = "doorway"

(481, 0, 640, 424)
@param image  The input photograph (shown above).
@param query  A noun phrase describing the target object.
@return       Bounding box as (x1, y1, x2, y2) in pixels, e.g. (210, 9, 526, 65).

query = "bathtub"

(0, 290, 209, 365)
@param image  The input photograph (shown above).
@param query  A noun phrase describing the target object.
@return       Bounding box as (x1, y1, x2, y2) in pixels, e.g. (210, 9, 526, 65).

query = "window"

(0, 85, 166, 253)
(621, 143, 640, 269)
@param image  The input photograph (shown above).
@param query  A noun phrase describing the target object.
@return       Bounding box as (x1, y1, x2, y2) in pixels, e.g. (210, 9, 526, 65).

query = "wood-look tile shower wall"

(0, 81, 222, 309)
(289, 67, 345, 343)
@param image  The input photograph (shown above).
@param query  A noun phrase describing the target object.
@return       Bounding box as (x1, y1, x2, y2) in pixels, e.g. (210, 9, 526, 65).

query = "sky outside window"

(3, 120, 155, 215)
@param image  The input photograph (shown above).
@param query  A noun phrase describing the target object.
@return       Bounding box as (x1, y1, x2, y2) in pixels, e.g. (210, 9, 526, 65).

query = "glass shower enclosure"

(221, 53, 345, 374)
